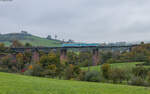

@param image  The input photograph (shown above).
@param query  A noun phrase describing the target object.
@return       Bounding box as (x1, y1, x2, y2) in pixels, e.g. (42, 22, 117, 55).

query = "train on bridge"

(62, 43, 100, 47)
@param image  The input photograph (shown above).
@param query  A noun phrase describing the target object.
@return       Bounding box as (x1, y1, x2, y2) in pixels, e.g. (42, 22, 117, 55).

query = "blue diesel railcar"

(62, 43, 99, 47)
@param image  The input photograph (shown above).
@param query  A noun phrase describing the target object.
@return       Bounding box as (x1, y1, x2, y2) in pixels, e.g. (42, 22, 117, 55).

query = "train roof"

(62, 43, 100, 47)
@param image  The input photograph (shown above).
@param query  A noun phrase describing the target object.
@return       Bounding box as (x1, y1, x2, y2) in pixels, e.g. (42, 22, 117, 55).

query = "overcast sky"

(0, 0, 150, 43)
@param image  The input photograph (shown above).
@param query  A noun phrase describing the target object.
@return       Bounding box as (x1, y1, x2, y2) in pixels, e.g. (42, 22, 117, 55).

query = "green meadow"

(0, 72, 149, 94)
(81, 62, 149, 71)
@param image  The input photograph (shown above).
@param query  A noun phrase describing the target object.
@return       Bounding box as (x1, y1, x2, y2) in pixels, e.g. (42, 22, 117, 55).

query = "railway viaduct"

(10, 45, 138, 66)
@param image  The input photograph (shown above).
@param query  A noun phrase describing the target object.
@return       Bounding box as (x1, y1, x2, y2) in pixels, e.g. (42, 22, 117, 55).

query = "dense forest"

(0, 41, 150, 87)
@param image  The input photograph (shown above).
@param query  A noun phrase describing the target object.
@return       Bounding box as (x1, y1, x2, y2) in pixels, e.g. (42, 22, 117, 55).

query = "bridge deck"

(10, 45, 138, 49)
(9, 45, 138, 53)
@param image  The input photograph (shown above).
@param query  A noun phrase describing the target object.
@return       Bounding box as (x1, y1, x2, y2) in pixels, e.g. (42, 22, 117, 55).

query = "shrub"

(132, 66, 148, 79)
(64, 64, 81, 80)
(24, 64, 43, 76)
(124, 70, 132, 82)
(106, 58, 116, 64)
(79, 60, 92, 67)
(101, 64, 111, 79)
(24, 69, 33, 76)
(77, 70, 86, 81)
(32, 64, 43, 76)
(109, 68, 126, 83)
(1, 55, 11, 67)
(64, 64, 74, 80)
(148, 72, 150, 85)
(84, 71, 101, 82)
(144, 56, 150, 65)
(129, 76, 148, 86)
(42, 64, 57, 78)
(56, 63, 66, 79)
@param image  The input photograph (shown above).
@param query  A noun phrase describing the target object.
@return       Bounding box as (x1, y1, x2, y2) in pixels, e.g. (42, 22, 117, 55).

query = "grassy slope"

(0, 72, 149, 94)
(3, 41, 11, 47)
(81, 62, 148, 71)
(21, 35, 61, 47)
(2, 35, 61, 47)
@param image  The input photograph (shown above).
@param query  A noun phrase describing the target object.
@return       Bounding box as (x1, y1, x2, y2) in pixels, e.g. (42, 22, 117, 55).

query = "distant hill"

(0, 32, 62, 47)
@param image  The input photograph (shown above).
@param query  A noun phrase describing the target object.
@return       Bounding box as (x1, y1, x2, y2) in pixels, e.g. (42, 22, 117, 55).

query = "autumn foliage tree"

(0, 43, 6, 52)
(39, 53, 59, 68)
(1, 54, 17, 72)
(101, 63, 111, 79)
(39, 52, 60, 77)
(119, 44, 150, 63)
(67, 52, 79, 65)
(16, 53, 24, 72)
(1, 55, 11, 69)
(11, 40, 23, 48)
(64, 64, 81, 80)
(23, 50, 32, 64)
(78, 52, 92, 67)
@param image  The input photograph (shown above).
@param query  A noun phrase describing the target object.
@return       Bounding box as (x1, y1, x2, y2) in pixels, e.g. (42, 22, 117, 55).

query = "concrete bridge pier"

(32, 50, 40, 63)
(92, 48, 99, 66)
(60, 49, 67, 63)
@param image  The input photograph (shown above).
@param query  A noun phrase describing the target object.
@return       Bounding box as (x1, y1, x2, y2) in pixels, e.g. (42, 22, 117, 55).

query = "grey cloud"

(0, 0, 150, 42)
